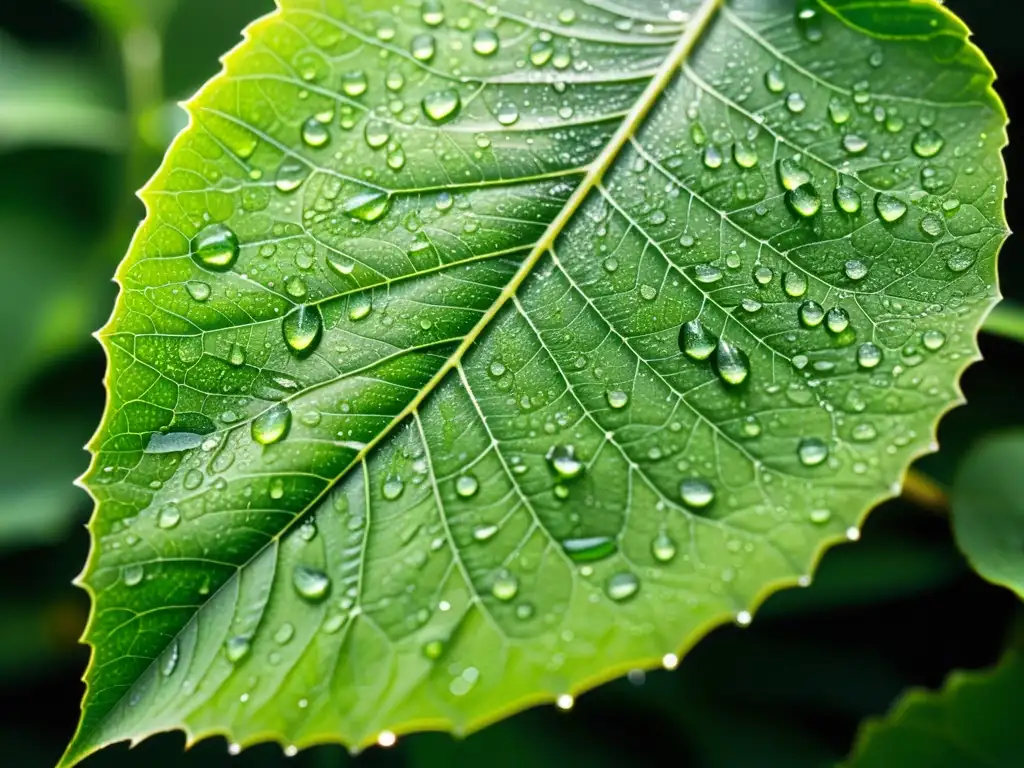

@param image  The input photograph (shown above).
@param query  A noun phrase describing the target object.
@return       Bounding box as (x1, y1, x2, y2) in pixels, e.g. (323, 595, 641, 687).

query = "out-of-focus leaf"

(65, 0, 1008, 765)
(0, 33, 124, 153)
(76, 0, 179, 35)
(845, 652, 1024, 767)
(952, 432, 1024, 599)
(983, 301, 1024, 344)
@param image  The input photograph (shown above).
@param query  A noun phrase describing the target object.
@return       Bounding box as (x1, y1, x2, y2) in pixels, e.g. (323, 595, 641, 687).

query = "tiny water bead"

(787, 184, 821, 217)
(252, 402, 292, 445)
(679, 320, 713, 360)
(680, 477, 715, 508)
(491, 571, 519, 601)
(300, 117, 329, 148)
(224, 635, 252, 663)
(561, 535, 616, 562)
(875, 193, 907, 223)
(826, 307, 850, 334)
(714, 340, 749, 385)
(799, 300, 825, 328)
(455, 473, 479, 498)
(473, 523, 498, 541)
(797, 437, 829, 467)
(606, 390, 629, 409)
(753, 265, 774, 285)
(282, 304, 323, 357)
(423, 639, 445, 660)
(192, 223, 239, 271)
(857, 342, 883, 369)
(422, 89, 461, 123)
(293, 565, 330, 601)
(547, 445, 584, 480)
(783, 271, 808, 298)
(605, 572, 640, 602)
(834, 186, 862, 214)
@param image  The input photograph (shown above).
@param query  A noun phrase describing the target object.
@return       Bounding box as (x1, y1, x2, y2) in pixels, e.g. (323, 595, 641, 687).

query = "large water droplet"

(225, 635, 251, 663)
(834, 185, 862, 214)
(783, 271, 808, 298)
(293, 565, 330, 601)
(348, 293, 372, 321)
(765, 68, 785, 93)
(605, 572, 639, 602)
(186, 281, 211, 301)
(778, 158, 811, 191)
(651, 531, 677, 563)
(606, 390, 629, 409)
(382, 476, 404, 500)
(912, 128, 944, 158)
(799, 300, 825, 328)
(252, 402, 292, 445)
(680, 319, 716, 361)
(922, 329, 946, 351)
(192, 223, 239, 271)
(753, 266, 774, 286)
(561, 535, 616, 562)
(364, 119, 390, 149)
(786, 92, 807, 113)
(282, 304, 322, 357)
(123, 564, 144, 586)
(547, 445, 583, 480)
(275, 160, 308, 193)
(301, 117, 329, 148)
(714, 340, 749, 385)
(344, 189, 391, 222)
(857, 342, 882, 369)
(422, 89, 461, 123)
(456, 474, 479, 498)
(410, 33, 436, 61)
(694, 264, 723, 284)
(421, 0, 444, 26)
(472, 29, 499, 56)
(496, 102, 520, 126)
(787, 184, 821, 217)
(158, 505, 181, 529)
(797, 437, 829, 467)
(842, 134, 868, 154)
(733, 141, 759, 169)
(826, 307, 851, 334)
(529, 40, 554, 67)
(680, 477, 715, 508)
(341, 70, 368, 97)
(875, 193, 907, 223)
(844, 260, 869, 281)
(491, 570, 518, 601)
(702, 144, 723, 169)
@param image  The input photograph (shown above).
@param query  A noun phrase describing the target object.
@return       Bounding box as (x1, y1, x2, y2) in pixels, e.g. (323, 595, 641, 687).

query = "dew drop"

(640, 284, 658, 300)
(224, 635, 251, 663)
(946, 247, 975, 273)
(826, 306, 850, 334)
(777, 158, 811, 191)
(382, 476, 405, 500)
(797, 437, 829, 467)
(472, 29, 499, 56)
(561, 535, 616, 562)
(922, 329, 946, 351)
(300, 117, 329, 148)
(529, 40, 554, 67)
(473, 523, 498, 541)
(349, 293, 372, 321)
(651, 531, 677, 563)
(742, 415, 762, 438)
(327, 254, 355, 277)
(455, 474, 479, 498)
(810, 508, 832, 524)
(786, 92, 807, 113)
(547, 445, 583, 480)
(292, 565, 330, 601)
(912, 128, 945, 158)
(799, 300, 825, 328)
(282, 304, 322, 357)
(828, 98, 851, 124)
(274, 160, 308, 193)
(123, 564, 144, 586)
(680, 477, 715, 508)
(422, 89, 461, 123)
(606, 390, 629, 409)
(733, 141, 759, 169)
(423, 639, 444, 659)
(783, 271, 808, 298)
(186, 281, 211, 301)
(787, 183, 821, 217)
(344, 189, 391, 222)
(192, 223, 239, 271)
(252, 402, 292, 445)
(857, 342, 883, 369)
(158, 505, 181, 530)
(410, 33, 436, 61)
(920, 214, 944, 238)
(764, 68, 785, 93)
(680, 319, 715, 360)
(753, 266, 773, 285)
(875, 193, 907, 223)
(340, 70, 368, 97)
(421, 0, 444, 26)
(274, 622, 295, 645)
(702, 144, 724, 169)
(363, 119, 390, 149)
(605, 572, 639, 602)
(714, 340, 749, 385)
(834, 185, 862, 214)
(161, 641, 179, 676)
(842, 134, 868, 154)
(491, 571, 518, 601)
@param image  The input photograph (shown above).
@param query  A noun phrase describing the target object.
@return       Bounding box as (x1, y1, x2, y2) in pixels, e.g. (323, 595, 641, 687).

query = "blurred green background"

(1, 1, 1021, 766)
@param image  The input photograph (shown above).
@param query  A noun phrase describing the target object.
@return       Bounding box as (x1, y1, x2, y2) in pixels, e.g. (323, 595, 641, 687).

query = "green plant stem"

(903, 469, 949, 516)
(983, 301, 1024, 344)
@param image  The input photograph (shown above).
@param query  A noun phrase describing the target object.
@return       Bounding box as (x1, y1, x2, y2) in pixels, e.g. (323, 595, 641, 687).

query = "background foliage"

(0, 1, 1020, 766)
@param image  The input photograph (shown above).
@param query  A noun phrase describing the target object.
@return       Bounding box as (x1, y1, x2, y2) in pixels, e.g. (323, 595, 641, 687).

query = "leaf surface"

(952, 431, 1024, 599)
(845, 653, 1024, 767)
(67, 0, 1008, 763)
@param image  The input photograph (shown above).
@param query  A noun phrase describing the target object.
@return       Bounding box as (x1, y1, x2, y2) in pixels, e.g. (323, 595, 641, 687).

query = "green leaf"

(952, 432, 1024, 599)
(66, 0, 1008, 764)
(845, 652, 1024, 767)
